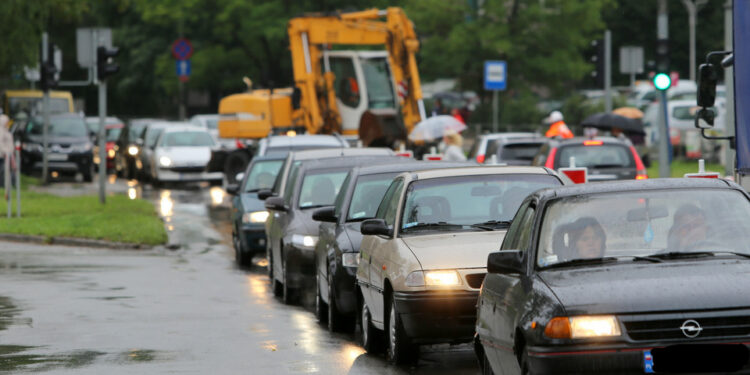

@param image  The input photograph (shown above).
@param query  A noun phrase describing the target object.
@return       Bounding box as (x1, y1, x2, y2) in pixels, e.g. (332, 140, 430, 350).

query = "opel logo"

(680, 319, 702, 338)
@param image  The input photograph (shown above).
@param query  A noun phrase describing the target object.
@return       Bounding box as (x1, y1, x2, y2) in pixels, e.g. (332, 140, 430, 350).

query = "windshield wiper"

(646, 251, 750, 260)
(402, 222, 464, 232)
(470, 220, 512, 231)
(542, 255, 662, 270)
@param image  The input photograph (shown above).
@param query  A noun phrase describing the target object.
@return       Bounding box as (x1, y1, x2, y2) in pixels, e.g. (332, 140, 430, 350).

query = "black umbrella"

(581, 112, 645, 135)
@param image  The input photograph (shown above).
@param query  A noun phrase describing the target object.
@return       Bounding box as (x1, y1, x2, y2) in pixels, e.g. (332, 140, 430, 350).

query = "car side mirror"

(697, 63, 718, 109)
(264, 196, 288, 212)
(312, 206, 337, 223)
(257, 189, 274, 201)
(487, 250, 524, 274)
(225, 184, 239, 195)
(361, 218, 392, 237)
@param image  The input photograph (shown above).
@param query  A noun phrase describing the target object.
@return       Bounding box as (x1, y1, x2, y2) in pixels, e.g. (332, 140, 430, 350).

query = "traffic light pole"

(657, 0, 671, 178)
(604, 30, 612, 112)
(41, 32, 50, 185)
(98, 81, 107, 204)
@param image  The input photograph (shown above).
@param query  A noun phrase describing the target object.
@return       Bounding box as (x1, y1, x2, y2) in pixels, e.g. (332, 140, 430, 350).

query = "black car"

(115, 118, 156, 179)
(19, 113, 94, 181)
(264, 153, 403, 304)
(475, 178, 750, 375)
(311, 161, 468, 332)
(227, 154, 286, 266)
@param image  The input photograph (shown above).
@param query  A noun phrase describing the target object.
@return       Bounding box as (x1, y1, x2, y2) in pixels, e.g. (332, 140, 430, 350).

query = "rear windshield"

(497, 142, 544, 161)
(557, 144, 634, 168)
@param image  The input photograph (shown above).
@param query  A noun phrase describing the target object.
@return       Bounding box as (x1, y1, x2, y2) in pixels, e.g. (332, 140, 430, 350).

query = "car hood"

(401, 230, 506, 270)
(158, 146, 211, 165)
(538, 260, 750, 315)
(239, 193, 266, 213)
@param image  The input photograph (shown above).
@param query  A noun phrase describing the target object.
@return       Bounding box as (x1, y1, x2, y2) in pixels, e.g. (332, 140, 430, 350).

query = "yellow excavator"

(215, 7, 424, 171)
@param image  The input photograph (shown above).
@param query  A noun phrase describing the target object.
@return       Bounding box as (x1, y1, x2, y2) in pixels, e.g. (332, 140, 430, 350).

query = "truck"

(210, 7, 425, 181)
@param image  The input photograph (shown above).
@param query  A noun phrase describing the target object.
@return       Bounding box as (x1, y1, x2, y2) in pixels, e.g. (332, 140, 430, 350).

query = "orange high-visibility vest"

(545, 121, 574, 138)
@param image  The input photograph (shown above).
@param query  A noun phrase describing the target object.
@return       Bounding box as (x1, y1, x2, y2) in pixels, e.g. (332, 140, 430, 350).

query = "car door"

(271, 163, 299, 282)
(364, 177, 403, 326)
(317, 173, 350, 301)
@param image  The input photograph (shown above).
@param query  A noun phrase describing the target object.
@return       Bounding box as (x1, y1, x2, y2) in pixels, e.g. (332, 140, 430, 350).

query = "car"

(115, 118, 158, 179)
(475, 178, 750, 375)
(226, 154, 286, 266)
(148, 125, 223, 185)
(483, 135, 547, 166)
(642, 99, 725, 160)
(264, 152, 402, 305)
(311, 161, 468, 332)
(135, 121, 172, 181)
(356, 166, 566, 364)
(531, 137, 647, 181)
(87, 117, 124, 171)
(18, 113, 94, 181)
(469, 133, 542, 164)
(190, 114, 236, 150)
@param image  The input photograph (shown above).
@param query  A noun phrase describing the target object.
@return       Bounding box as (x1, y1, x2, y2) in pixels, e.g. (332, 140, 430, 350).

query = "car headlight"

(128, 145, 139, 156)
(242, 211, 269, 224)
(291, 234, 318, 250)
(342, 252, 359, 268)
(159, 156, 172, 167)
(405, 270, 462, 287)
(544, 316, 621, 339)
(22, 143, 42, 152)
(107, 149, 116, 158)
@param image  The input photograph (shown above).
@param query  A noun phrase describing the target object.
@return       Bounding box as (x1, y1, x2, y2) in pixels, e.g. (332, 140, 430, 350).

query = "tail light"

(630, 146, 648, 180)
(544, 147, 558, 169)
(476, 154, 485, 164)
(235, 139, 244, 149)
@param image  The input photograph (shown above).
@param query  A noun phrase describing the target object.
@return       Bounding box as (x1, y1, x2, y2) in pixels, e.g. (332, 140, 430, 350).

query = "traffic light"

(97, 46, 120, 80)
(653, 38, 671, 90)
(589, 39, 604, 88)
(39, 43, 58, 92)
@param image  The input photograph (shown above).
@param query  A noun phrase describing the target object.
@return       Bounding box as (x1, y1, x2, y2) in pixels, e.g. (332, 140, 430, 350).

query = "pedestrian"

(432, 98, 444, 117)
(0, 114, 14, 186)
(442, 130, 467, 161)
(544, 111, 573, 139)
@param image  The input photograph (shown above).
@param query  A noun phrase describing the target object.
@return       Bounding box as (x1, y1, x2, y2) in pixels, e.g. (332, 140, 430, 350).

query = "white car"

(189, 114, 237, 149)
(149, 125, 223, 185)
(642, 98, 725, 160)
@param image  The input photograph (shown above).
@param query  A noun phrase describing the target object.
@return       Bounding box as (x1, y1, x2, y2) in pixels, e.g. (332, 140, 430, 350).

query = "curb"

(0, 233, 154, 250)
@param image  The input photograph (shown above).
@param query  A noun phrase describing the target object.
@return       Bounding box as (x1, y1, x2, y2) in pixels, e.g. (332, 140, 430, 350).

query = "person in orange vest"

(544, 111, 574, 138)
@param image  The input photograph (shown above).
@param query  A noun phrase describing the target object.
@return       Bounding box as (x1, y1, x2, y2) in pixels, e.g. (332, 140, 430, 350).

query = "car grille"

(465, 273, 486, 289)
(168, 166, 205, 173)
(623, 315, 750, 341)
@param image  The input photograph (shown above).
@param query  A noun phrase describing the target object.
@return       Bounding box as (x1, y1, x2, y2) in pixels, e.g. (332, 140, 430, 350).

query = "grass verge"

(0, 189, 167, 246)
(647, 160, 724, 178)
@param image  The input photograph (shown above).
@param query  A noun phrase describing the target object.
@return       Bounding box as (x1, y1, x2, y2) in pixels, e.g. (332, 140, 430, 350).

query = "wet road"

(0, 180, 479, 374)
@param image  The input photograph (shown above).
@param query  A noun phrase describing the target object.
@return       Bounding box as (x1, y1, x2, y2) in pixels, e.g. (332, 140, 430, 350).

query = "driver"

(668, 204, 709, 251)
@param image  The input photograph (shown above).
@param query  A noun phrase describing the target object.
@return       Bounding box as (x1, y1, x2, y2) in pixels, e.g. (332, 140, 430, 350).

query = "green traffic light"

(653, 73, 671, 90)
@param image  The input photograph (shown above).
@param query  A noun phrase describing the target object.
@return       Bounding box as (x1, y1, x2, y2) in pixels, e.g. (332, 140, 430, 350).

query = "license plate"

(647, 344, 749, 373)
(48, 154, 67, 161)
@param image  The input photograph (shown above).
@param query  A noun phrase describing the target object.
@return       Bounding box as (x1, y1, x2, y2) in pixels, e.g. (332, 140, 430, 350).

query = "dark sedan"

(19, 113, 94, 181)
(311, 161, 467, 332)
(227, 155, 285, 266)
(476, 178, 750, 375)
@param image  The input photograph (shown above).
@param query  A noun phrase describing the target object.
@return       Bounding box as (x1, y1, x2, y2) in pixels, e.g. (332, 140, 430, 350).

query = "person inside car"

(568, 217, 607, 259)
(667, 204, 709, 252)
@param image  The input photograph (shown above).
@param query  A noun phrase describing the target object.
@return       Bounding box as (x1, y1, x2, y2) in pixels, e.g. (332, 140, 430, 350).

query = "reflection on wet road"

(0, 181, 479, 374)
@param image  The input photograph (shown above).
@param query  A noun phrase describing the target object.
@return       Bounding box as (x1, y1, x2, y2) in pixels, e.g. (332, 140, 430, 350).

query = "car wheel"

(282, 257, 296, 305)
(360, 299, 383, 354)
(82, 165, 93, 183)
(482, 351, 495, 375)
(328, 272, 349, 333)
(387, 296, 417, 364)
(520, 347, 530, 375)
(314, 268, 328, 324)
(233, 232, 247, 267)
(267, 246, 274, 281)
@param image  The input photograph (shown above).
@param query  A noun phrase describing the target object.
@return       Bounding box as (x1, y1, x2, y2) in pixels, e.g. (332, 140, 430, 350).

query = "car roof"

(410, 166, 555, 180)
(552, 136, 630, 146)
(480, 132, 539, 141)
(353, 160, 471, 177)
(291, 147, 395, 161)
(267, 134, 347, 147)
(531, 178, 738, 202)
(250, 154, 287, 162)
(296, 155, 403, 173)
(161, 124, 208, 133)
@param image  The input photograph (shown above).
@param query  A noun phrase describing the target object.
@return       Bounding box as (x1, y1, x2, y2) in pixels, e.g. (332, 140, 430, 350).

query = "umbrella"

(612, 107, 644, 119)
(581, 112, 645, 135)
(408, 115, 466, 141)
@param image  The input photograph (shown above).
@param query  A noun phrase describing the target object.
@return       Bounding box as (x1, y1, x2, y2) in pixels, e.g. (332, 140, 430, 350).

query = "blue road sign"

(484, 61, 507, 91)
(176, 59, 191, 77)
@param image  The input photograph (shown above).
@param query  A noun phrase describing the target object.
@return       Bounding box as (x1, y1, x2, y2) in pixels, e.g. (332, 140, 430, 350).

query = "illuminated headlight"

(107, 149, 116, 158)
(242, 211, 269, 224)
(159, 156, 172, 167)
(405, 270, 462, 287)
(22, 143, 42, 152)
(72, 143, 92, 152)
(291, 234, 318, 249)
(544, 316, 621, 339)
(128, 145, 139, 156)
(341, 253, 359, 268)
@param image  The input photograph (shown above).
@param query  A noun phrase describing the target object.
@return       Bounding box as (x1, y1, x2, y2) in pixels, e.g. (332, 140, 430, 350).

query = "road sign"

(559, 167, 588, 184)
(684, 159, 720, 179)
(176, 60, 191, 82)
(484, 61, 507, 91)
(619, 46, 644, 74)
(172, 38, 193, 61)
(76, 28, 112, 68)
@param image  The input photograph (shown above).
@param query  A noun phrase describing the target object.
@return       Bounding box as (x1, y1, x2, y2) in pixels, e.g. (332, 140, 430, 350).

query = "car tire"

(520, 348, 530, 375)
(482, 351, 495, 375)
(314, 268, 328, 324)
(360, 299, 383, 354)
(82, 165, 93, 182)
(267, 246, 274, 281)
(327, 272, 349, 333)
(282, 257, 296, 305)
(387, 295, 417, 364)
(234, 232, 250, 267)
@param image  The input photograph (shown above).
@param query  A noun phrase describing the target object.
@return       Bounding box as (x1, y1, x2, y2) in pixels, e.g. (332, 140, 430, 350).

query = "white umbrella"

(408, 115, 466, 141)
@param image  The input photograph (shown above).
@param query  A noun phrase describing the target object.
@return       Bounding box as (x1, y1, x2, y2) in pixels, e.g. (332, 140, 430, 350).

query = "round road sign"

(171, 38, 193, 60)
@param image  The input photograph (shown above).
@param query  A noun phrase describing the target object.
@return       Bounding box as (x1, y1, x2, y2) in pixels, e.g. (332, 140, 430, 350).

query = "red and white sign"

(684, 159, 720, 179)
(422, 153, 442, 161)
(559, 167, 588, 184)
(396, 151, 414, 158)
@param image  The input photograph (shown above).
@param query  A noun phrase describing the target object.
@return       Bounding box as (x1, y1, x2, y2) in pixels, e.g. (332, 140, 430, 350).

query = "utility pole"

(604, 30, 612, 112)
(724, 0, 735, 178)
(41, 33, 50, 185)
(681, 0, 709, 82)
(178, 16, 186, 120)
(657, 0, 671, 178)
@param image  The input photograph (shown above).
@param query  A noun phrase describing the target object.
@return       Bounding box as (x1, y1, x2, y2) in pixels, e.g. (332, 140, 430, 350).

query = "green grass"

(647, 160, 724, 178)
(0, 190, 167, 245)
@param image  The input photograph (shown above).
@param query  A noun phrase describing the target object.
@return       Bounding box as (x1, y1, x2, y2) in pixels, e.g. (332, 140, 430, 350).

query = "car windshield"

(9, 97, 69, 118)
(27, 117, 88, 137)
(557, 144, 634, 168)
(106, 127, 122, 142)
(536, 189, 750, 268)
(243, 160, 284, 193)
(297, 169, 348, 209)
(161, 131, 215, 147)
(400, 174, 561, 233)
(499, 142, 544, 161)
(348, 172, 399, 221)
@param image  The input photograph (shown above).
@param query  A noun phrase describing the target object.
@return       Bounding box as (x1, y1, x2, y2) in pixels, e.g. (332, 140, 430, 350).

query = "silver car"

(149, 125, 223, 185)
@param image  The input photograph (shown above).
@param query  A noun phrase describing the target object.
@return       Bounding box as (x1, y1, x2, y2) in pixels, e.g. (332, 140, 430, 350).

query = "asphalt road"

(0, 180, 479, 374)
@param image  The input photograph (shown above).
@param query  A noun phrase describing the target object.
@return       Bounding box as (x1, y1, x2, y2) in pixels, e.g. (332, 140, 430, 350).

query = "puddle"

(88, 296, 134, 301)
(0, 296, 25, 332)
(0, 349, 105, 372)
